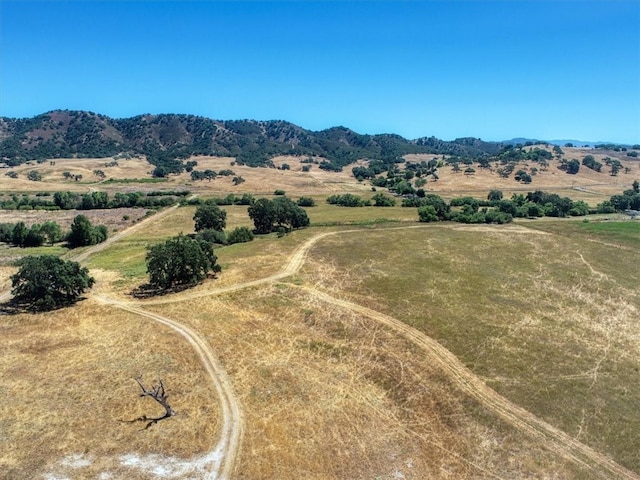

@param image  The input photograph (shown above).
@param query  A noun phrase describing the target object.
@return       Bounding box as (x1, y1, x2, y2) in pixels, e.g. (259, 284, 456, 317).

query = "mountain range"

(0, 110, 505, 171)
(0, 110, 628, 173)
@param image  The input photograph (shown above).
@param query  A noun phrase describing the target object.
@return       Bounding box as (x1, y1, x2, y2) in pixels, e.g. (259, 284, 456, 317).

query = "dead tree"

(123, 377, 175, 429)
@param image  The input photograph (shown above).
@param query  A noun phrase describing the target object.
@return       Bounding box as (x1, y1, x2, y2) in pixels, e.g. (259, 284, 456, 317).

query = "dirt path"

(5, 216, 638, 478)
(299, 287, 638, 480)
(138, 224, 639, 479)
(94, 295, 243, 480)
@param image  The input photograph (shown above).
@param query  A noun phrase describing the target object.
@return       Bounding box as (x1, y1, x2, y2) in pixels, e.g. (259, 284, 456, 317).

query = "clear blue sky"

(1, 1, 639, 143)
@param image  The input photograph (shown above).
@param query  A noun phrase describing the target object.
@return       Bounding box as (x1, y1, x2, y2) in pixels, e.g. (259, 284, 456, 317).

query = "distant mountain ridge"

(503, 137, 631, 148)
(0, 110, 503, 172)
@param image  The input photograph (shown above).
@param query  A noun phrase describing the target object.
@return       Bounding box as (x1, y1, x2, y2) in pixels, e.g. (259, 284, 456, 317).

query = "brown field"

(0, 157, 157, 193)
(405, 148, 639, 204)
(0, 149, 639, 479)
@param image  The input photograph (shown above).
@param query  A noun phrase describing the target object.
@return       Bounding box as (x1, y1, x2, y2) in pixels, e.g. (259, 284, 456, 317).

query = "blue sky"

(1, 1, 639, 143)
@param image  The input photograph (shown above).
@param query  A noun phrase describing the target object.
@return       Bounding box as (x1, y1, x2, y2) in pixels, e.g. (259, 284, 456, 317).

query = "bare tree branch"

(123, 377, 175, 429)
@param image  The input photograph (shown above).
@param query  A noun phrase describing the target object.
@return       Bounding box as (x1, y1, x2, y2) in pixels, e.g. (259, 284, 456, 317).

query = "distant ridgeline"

(0, 110, 504, 176)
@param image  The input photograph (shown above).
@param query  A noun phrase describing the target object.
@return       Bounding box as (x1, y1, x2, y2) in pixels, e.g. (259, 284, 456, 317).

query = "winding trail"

(93, 295, 243, 480)
(298, 287, 638, 480)
(138, 226, 640, 480)
(136, 223, 638, 479)
(5, 207, 638, 478)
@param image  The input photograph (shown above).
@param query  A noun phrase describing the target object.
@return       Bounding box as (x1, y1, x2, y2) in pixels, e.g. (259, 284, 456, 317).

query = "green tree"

(146, 234, 220, 290)
(273, 196, 310, 231)
(193, 203, 227, 232)
(227, 226, 255, 244)
(27, 170, 42, 181)
(248, 197, 309, 234)
(23, 225, 45, 248)
(248, 198, 276, 234)
(11, 222, 28, 246)
(566, 159, 580, 174)
(372, 192, 396, 206)
(296, 196, 315, 207)
(418, 205, 439, 222)
(67, 215, 108, 248)
(39, 221, 63, 245)
(11, 256, 94, 311)
(487, 190, 503, 202)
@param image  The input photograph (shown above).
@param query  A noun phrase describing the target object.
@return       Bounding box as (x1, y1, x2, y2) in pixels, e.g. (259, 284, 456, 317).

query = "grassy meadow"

(299, 221, 640, 471)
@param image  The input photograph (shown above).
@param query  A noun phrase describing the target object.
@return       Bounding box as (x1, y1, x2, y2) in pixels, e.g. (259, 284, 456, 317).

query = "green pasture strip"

(306, 204, 417, 226)
(103, 178, 169, 184)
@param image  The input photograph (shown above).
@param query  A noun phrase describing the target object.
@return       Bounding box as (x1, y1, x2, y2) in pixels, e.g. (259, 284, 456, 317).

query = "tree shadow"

(120, 412, 174, 430)
(130, 282, 195, 299)
(0, 296, 89, 315)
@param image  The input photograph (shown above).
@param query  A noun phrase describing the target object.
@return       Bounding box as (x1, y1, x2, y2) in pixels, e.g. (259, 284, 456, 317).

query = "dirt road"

(137, 224, 639, 479)
(94, 295, 243, 480)
(5, 210, 638, 478)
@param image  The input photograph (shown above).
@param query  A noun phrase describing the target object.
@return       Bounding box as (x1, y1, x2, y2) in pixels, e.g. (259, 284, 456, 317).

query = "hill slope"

(0, 110, 503, 169)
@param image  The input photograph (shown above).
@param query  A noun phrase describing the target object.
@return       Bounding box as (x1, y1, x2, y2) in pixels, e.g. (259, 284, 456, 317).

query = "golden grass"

(174, 155, 373, 197)
(403, 151, 639, 205)
(146, 286, 587, 479)
(1, 150, 638, 478)
(0, 299, 219, 479)
(0, 157, 156, 193)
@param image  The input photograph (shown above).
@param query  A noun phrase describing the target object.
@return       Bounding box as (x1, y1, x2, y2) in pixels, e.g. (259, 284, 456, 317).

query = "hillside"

(0, 110, 504, 170)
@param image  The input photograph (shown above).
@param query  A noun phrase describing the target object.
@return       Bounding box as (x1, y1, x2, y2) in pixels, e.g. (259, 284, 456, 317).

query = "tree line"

(0, 190, 188, 211)
(0, 215, 108, 248)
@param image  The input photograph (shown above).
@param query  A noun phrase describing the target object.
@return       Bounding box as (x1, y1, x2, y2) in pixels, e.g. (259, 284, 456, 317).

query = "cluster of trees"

(0, 215, 107, 248)
(0, 190, 187, 212)
(192, 202, 255, 246)
(0, 221, 63, 247)
(596, 180, 640, 213)
(248, 197, 310, 234)
(582, 155, 603, 172)
(186, 193, 255, 206)
(327, 193, 369, 207)
(559, 158, 581, 174)
(413, 194, 512, 224)
(190, 169, 217, 181)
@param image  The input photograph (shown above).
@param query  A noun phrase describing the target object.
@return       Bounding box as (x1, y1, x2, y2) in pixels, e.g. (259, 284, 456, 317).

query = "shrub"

(296, 196, 315, 207)
(227, 226, 255, 244)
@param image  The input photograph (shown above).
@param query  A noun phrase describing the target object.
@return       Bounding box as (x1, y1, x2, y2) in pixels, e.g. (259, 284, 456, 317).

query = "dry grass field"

(0, 150, 639, 479)
(299, 222, 640, 473)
